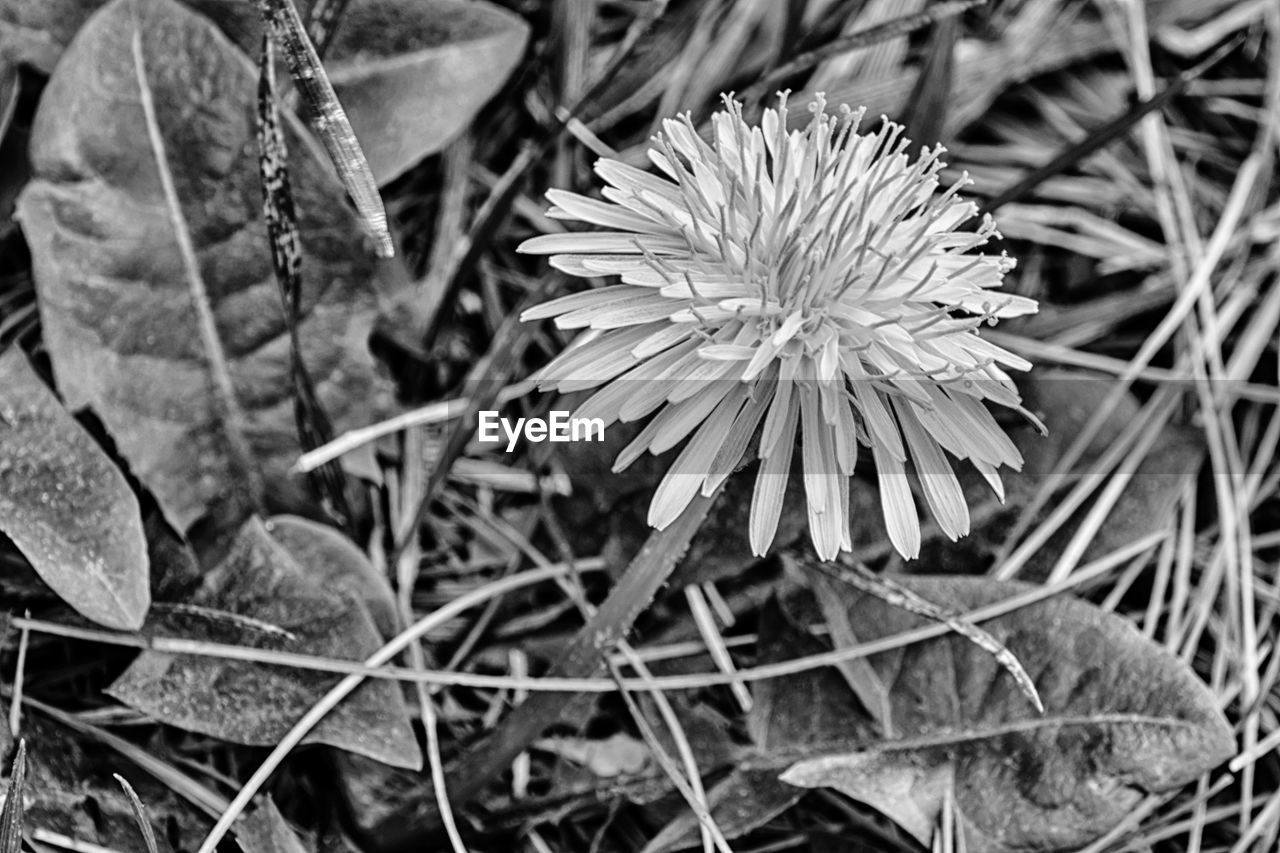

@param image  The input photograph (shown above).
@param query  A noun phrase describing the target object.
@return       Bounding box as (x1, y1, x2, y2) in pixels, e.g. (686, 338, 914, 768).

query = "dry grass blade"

(739, 0, 986, 106)
(254, 0, 393, 258)
(113, 775, 160, 853)
(255, 33, 352, 525)
(809, 562, 1045, 714)
(0, 740, 26, 853)
(978, 35, 1243, 215)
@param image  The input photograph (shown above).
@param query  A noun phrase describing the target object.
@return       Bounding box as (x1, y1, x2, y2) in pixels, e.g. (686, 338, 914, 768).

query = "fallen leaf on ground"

(108, 516, 421, 769)
(0, 347, 149, 630)
(777, 573, 1234, 852)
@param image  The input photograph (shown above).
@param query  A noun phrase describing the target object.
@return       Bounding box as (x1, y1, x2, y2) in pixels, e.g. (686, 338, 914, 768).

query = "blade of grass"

(113, 776, 159, 853)
(256, 32, 352, 525)
(254, 0, 392, 257)
(806, 562, 1043, 714)
(0, 741, 26, 853)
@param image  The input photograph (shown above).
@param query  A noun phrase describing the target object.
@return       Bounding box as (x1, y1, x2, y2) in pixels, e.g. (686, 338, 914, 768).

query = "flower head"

(518, 94, 1039, 560)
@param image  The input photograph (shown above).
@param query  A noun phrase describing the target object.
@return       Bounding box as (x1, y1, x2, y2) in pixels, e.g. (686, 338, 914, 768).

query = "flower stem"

(447, 490, 719, 805)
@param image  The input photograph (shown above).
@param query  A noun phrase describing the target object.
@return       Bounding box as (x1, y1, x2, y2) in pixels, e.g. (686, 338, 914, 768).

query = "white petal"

(616, 340, 702, 421)
(595, 159, 683, 204)
(545, 189, 659, 232)
(873, 442, 920, 560)
(703, 378, 774, 495)
(518, 231, 686, 256)
(759, 364, 797, 457)
(972, 459, 1006, 503)
(894, 399, 969, 540)
(844, 360, 905, 461)
(832, 396, 860, 475)
(648, 382, 734, 455)
(749, 399, 798, 556)
(559, 296, 686, 330)
(646, 389, 746, 529)
(647, 469, 703, 530)
(800, 386, 844, 559)
(543, 324, 656, 392)
(666, 357, 737, 404)
(549, 254, 647, 278)
(697, 344, 757, 361)
(632, 324, 694, 359)
(617, 344, 702, 421)
(521, 285, 650, 322)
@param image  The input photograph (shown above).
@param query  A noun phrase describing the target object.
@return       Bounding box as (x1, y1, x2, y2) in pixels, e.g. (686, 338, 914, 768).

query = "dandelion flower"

(517, 94, 1039, 561)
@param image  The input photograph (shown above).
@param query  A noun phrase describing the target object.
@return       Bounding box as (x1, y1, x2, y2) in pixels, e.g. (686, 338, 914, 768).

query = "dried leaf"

(778, 574, 1234, 852)
(325, 0, 529, 184)
(0, 348, 149, 630)
(107, 517, 421, 769)
(15, 0, 401, 536)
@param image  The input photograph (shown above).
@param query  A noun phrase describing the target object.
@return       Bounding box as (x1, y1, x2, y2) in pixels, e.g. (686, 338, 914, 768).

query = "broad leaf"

(0, 347, 149, 630)
(108, 516, 421, 769)
(264, 514, 396, 638)
(326, 0, 529, 183)
(15, 0, 401, 534)
(777, 574, 1234, 852)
